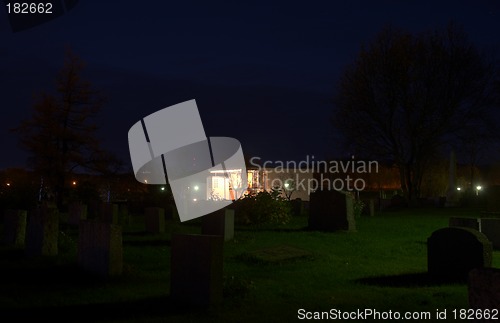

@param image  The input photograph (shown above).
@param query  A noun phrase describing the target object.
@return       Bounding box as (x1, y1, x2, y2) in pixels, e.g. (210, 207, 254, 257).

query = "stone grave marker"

(77, 220, 123, 276)
(428, 227, 492, 281)
(25, 205, 59, 257)
(486, 185, 500, 213)
(170, 234, 223, 306)
(145, 207, 165, 233)
(449, 217, 480, 231)
(308, 189, 355, 232)
(369, 199, 375, 216)
(479, 218, 500, 250)
(68, 202, 87, 226)
(201, 208, 234, 241)
(3, 209, 27, 247)
(468, 267, 500, 312)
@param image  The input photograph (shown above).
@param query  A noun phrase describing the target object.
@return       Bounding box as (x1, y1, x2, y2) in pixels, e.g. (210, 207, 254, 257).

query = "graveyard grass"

(1, 207, 498, 322)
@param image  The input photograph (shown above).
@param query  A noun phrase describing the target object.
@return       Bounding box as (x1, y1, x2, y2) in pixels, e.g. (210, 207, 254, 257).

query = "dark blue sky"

(2, 1, 500, 170)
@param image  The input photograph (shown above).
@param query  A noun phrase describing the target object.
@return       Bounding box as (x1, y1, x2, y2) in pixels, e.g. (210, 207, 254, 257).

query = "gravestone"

(77, 220, 123, 276)
(99, 203, 118, 224)
(468, 268, 500, 313)
(479, 218, 500, 250)
(170, 234, 223, 306)
(3, 209, 27, 247)
(290, 199, 306, 216)
(449, 217, 480, 231)
(25, 205, 59, 257)
(201, 208, 234, 241)
(68, 202, 87, 226)
(428, 227, 492, 281)
(486, 185, 500, 213)
(308, 190, 355, 232)
(145, 207, 165, 233)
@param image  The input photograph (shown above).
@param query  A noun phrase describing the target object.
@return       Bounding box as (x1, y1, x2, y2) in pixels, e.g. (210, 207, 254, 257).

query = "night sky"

(2, 1, 500, 171)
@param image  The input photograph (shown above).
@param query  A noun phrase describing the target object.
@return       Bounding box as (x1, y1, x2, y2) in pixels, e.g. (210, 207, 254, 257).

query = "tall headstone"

(77, 220, 123, 276)
(145, 207, 165, 233)
(25, 205, 59, 257)
(480, 218, 500, 250)
(3, 209, 27, 247)
(428, 227, 492, 281)
(468, 268, 500, 311)
(170, 234, 223, 306)
(201, 208, 234, 241)
(309, 190, 355, 232)
(486, 185, 500, 213)
(445, 150, 458, 207)
(449, 217, 480, 231)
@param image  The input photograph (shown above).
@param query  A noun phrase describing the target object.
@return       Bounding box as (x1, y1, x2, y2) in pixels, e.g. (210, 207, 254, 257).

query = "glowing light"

(456, 187, 461, 191)
(477, 186, 482, 191)
(284, 183, 290, 188)
(193, 198, 197, 202)
(6, 183, 10, 186)
(161, 187, 165, 191)
(144, 179, 148, 183)
(72, 181, 77, 185)
(194, 185, 199, 191)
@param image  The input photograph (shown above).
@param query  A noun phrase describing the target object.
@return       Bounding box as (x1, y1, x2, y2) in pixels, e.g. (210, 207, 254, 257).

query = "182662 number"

(453, 309, 499, 320)
(6, 3, 53, 14)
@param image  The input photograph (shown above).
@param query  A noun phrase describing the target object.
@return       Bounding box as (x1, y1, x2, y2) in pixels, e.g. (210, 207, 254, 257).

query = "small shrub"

(233, 189, 292, 225)
(353, 199, 365, 217)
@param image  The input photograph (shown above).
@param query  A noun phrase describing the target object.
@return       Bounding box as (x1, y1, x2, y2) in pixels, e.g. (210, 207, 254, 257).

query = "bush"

(353, 198, 365, 217)
(233, 189, 292, 225)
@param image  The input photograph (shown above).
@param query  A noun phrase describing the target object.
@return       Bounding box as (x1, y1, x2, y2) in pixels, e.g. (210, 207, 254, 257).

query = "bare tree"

(332, 23, 499, 203)
(13, 49, 118, 208)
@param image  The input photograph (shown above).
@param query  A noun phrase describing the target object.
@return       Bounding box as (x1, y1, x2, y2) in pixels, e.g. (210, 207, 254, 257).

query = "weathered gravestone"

(3, 209, 27, 247)
(25, 205, 59, 257)
(290, 198, 306, 216)
(449, 217, 481, 231)
(309, 190, 355, 232)
(479, 218, 500, 250)
(68, 202, 87, 226)
(468, 268, 500, 314)
(369, 199, 375, 217)
(99, 203, 118, 224)
(145, 207, 165, 233)
(170, 234, 223, 306)
(201, 208, 234, 241)
(77, 220, 123, 276)
(428, 227, 492, 281)
(486, 185, 500, 213)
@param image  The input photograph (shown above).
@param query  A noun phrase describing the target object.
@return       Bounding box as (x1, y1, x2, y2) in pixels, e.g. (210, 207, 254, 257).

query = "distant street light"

(476, 185, 482, 196)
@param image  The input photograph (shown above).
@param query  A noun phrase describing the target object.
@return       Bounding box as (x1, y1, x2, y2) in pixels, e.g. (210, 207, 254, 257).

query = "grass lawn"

(0, 207, 497, 322)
